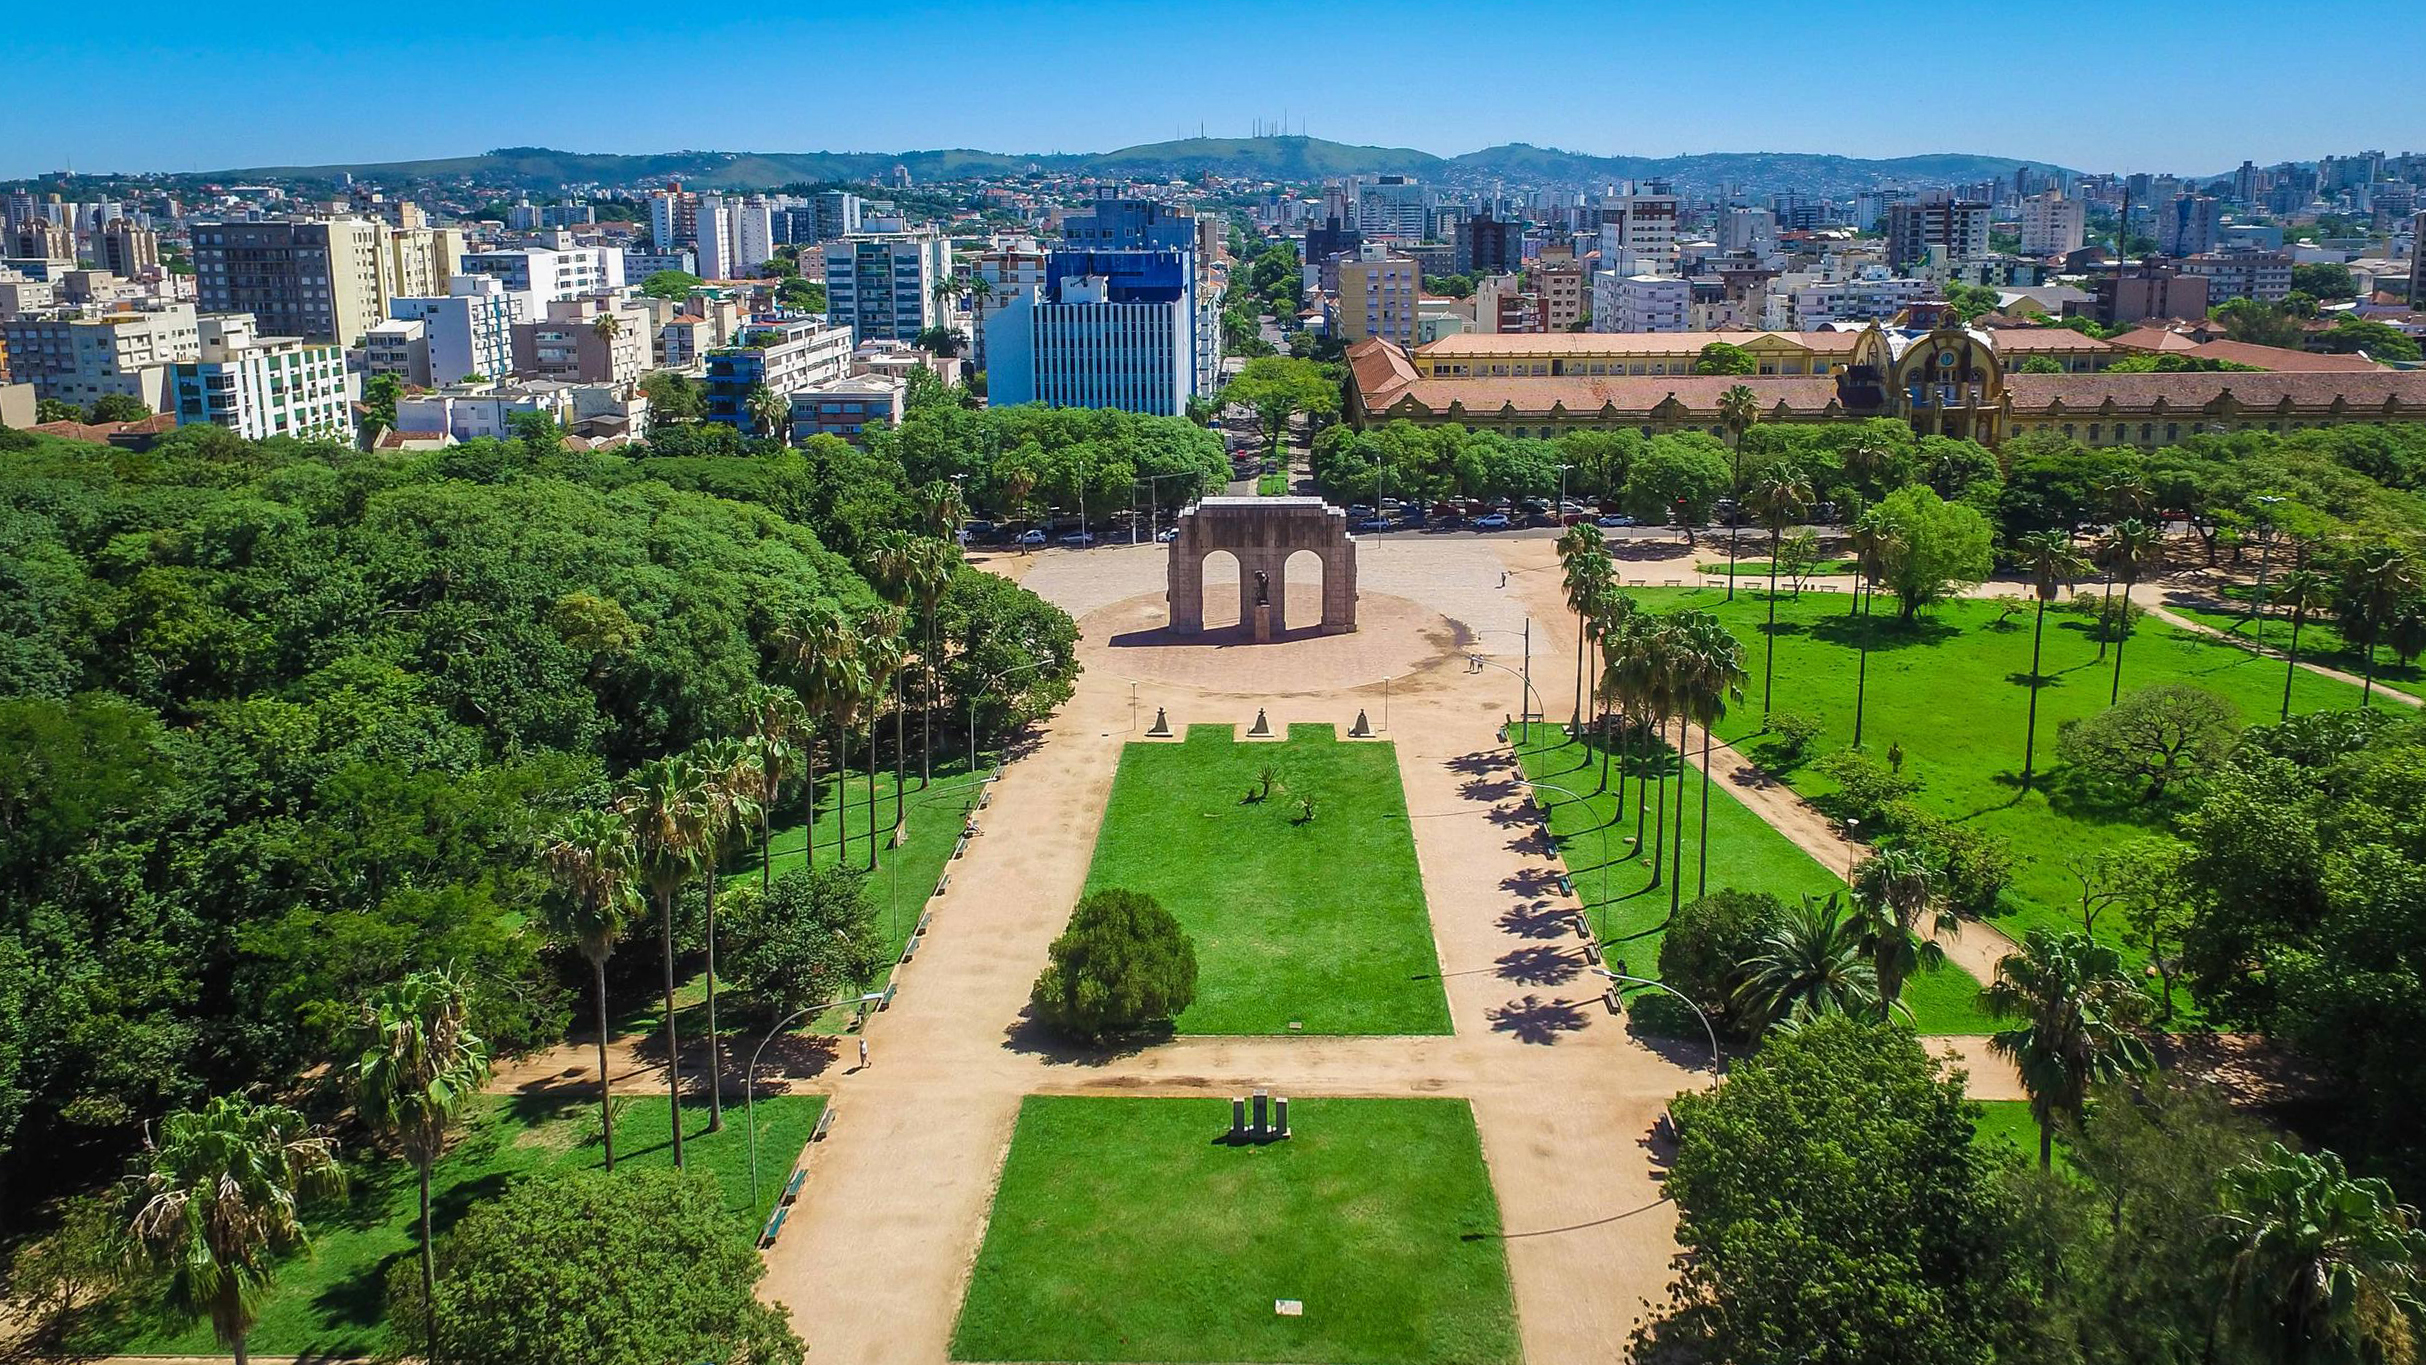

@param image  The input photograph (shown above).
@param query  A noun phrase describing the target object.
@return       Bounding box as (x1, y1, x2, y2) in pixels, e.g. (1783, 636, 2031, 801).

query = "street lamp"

(1590, 967, 1723, 1072)
(969, 653, 1057, 767)
(1468, 621, 1536, 728)
(1516, 775, 1606, 939)
(2248, 495, 2285, 644)
(1556, 462, 1574, 517)
(1469, 651, 1550, 738)
(747, 992, 887, 1212)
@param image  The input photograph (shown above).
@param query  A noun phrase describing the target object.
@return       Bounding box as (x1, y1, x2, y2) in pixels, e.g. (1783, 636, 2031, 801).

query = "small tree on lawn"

(721, 865, 885, 1016)
(1030, 888, 1198, 1041)
(2056, 684, 2241, 801)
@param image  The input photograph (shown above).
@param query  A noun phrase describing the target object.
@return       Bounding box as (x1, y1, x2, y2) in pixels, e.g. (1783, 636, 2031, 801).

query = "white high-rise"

(2019, 191, 2085, 256)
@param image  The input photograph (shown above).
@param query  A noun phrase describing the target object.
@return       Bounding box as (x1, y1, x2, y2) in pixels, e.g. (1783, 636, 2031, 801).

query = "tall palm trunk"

(1697, 723, 1714, 898)
(804, 735, 819, 873)
(866, 724, 881, 872)
(1671, 718, 1690, 920)
(2022, 597, 2048, 788)
(592, 957, 615, 1171)
(832, 724, 852, 866)
(2109, 582, 2133, 705)
(702, 841, 722, 1133)
(1764, 549, 1781, 716)
(417, 1160, 437, 1358)
(1648, 720, 1667, 885)
(2364, 642, 2379, 708)
(1633, 719, 1649, 852)
(2280, 613, 2305, 722)
(1597, 707, 1613, 796)
(1572, 612, 1587, 731)
(1853, 583, 1873, 748)
(657, 885, 684, 1168)
(893, 676, 907, 831)
(2096, 571, 2114, 660)
(2038, 1116, 2053, 1171)
(923, 614, 937, 787)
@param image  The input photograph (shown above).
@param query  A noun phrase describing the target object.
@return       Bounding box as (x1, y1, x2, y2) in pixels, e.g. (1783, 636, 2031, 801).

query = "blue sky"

(7, 0, 2422, 179)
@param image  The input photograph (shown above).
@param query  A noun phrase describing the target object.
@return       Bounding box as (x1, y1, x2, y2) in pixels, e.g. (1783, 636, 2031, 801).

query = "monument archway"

(1166, 497, 1358, 640)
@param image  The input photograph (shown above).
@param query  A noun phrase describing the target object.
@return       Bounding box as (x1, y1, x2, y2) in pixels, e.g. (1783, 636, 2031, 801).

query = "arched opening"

(1285, 548, 1327, 634)
(1200, 549, 1243, 630)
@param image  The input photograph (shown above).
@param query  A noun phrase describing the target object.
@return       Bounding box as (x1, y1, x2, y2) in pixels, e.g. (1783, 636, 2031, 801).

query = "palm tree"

(346, 969, 488, 1339)
(2342, 547, 2419, 709)
(775, 602, 858, 868)
(1982, 928, 2154, 1169)
(1583, 581, 1639, 796)
(1733, 893, 1880, 1032)
(1673, 610, 1746, 900)
(619, 754, 712, 1168)
(689, 736, 763, 1133)
(2017, 530, 2091, 789)
(539, 808, 639, 1170)
(1600, 611, 1653, 828)
(1850, 848, 1953, 1011)
(1845, 509, 1903, 748)
(118, 1096, 344, 1365)
(908, 537, 960, 786)
(2211, 1142, 2426, 1365)
(744, 381, 787, 446)
(738, 684, 808, 889)
(916, 479, 969, 541)
(2101, 518, 2167, 704)
(857, 607, 909, 871)
(1717, 385, 1761, 602)
(1558, 522, 1610, 730)
(1633, 620, 1686, 889)
(1747, 470, 1814, 715)
(590, 311, 624, 346)
(1841, 432, 1890, 502)
(2090, 475, 2153, 660)
(2273, 568, 2330, 722)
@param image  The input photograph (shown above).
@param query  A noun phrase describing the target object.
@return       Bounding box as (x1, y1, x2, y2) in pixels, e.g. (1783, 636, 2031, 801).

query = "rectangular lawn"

(78, 1091, 822, 1357)
(952, 1096, 1521, 1364)
(1083, 724, 1449, 1035)
(1511, 722, 1998, 1035)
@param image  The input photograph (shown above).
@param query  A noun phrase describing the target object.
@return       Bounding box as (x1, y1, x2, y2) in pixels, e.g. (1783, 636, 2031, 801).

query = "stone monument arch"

(1166, 497, 1358, 641)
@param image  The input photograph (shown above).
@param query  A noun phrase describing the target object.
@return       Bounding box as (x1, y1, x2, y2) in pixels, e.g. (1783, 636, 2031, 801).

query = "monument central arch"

(1165, 497, 1358, 640)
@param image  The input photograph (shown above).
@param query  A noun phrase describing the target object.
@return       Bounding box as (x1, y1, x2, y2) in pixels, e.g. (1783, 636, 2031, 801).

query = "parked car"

(1474, 512, 1512, 530)
(1596, 514, 1636, 528)
(1156, 527, 1179, 542)
(963, 520, 997, 540)
(1355, 517, 1390, 532)
(1018, 528, 1048, 546)
(1059, 530, 1097, 547)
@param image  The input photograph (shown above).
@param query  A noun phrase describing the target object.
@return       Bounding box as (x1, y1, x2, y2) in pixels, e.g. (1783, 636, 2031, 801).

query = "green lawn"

(1694, 558, 1858, 578)
(78, 1091, 823, 1357)
(1511, 723, 1999, 1035)
(1971, 1098, 2040, 1157)
(1613, 589, 2364, 968)
(952, 1096, 1520, 1364)
(1258, 471, 1290, 496)
(1083, 725, 1449, 1035)
(2161, 590, 2426, 702)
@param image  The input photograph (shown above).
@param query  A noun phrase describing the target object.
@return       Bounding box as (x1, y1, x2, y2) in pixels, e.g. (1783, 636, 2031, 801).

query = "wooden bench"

(901, 933, 922, 962)
(781, 1169, 808, 1204)
(759, 1205, 789, 1248)
(811, 1105, 838, 1143)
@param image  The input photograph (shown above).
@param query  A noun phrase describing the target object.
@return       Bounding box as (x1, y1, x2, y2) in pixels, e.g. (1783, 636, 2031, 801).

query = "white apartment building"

(1787, 275, 1931, 328)
(0, 303, 199, 409)
(2019, 192, 2086, 256)
(362, 318, 431, 387)
(170, 314, 351, 442)
(823, 232, 952, 343)
(1597, 192, 1681, 275)
(1589, 273, 1691, 332)
(1719, 208, 1778, 255)
(386, 276, 525, 385)
(972, 244, 1048, 369)
(1354, 177, 1430, 240)
(458, 239, 623, 303)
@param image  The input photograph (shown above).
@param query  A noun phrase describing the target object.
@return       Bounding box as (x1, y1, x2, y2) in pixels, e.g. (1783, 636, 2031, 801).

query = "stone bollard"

(1274, 1096, 1290, 1140)
(1230, 1096, 1247, 1143)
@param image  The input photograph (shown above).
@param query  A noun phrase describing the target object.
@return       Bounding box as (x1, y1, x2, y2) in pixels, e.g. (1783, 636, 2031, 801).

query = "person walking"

(856, 1036, 869, 1071)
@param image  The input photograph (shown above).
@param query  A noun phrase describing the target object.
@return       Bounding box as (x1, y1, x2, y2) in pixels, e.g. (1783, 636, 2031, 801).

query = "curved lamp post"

(1591, 967, 1723, 1073)
(746, 992, 886, 1213)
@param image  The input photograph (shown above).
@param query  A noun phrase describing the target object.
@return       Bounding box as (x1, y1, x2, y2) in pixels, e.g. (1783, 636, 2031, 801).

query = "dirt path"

(2133, 583, 2424, 707)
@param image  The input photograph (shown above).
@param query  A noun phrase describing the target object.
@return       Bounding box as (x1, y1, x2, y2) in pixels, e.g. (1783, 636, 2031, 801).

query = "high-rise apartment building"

(1597, 191, 1681, 274)
(1453, 213, 1521, 276)
(2412, 211, 2425, 307)
(190, 218, 392, 347)
(1334, 247, 1420, 345)
(1529, 255, 1587, 331)
(1719, 207, 1778, 255)
(0, 303, 199, 409)
(2159, 195, 2221, 257)
(983, 249, 1196, 415)
(171, 314, 351, 442)
(704, 317, 854, 431)
(385, 276, 524, 385)
(458, 240, 622, 303)
(2018, 192, 2085, 256)
(822, 232, 953, 343)
(97, 220, 159, 277)
(1355, 177, 1430, 241)
(648, 186, 699, 250)
(1885, 192, 1990, 270)
(386, 225, 467, 298)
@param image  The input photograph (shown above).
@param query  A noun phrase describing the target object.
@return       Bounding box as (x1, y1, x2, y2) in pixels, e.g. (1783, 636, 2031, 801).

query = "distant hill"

(198, 138, 2075, 196)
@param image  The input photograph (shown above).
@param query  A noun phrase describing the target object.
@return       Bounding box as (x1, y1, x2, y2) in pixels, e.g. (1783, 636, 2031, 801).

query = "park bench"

(901, 932, 922, 962)
(811, 1105, 838, 1143)
(759, 1205, 789, 1248)
(781, 1169, 808, 1204)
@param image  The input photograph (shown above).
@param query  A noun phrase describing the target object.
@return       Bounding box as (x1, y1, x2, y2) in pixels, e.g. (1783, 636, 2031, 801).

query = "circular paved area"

(1081, 589, 1467, 695)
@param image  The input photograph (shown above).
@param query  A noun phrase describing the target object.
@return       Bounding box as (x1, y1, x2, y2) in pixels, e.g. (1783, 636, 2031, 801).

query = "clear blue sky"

(7, 0, 2422, 179)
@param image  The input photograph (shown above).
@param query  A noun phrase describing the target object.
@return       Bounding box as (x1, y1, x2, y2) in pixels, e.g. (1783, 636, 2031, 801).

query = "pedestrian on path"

(857, 1036, 869, 1071)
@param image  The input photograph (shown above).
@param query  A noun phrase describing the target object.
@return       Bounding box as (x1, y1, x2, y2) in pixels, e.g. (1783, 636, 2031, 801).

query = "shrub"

(2057, 684, 2241, 801)
(1814, 747, 1921, 824)
(2061, 589, 2145, 642)
(1765, 711, 1824, 764)
(1030, 888, 1199, 1041)
(1881, 802, 2016, 917)
(721, 866, 885, 1014)
(1657, 890, 1787, 1040)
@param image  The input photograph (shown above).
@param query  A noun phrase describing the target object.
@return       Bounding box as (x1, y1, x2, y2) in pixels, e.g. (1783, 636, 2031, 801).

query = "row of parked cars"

(1343, 498, 1641, 534)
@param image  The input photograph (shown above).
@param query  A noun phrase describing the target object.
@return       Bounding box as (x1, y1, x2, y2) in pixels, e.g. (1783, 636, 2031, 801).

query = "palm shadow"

(1497, 944, 1584, 987)
(1486, 993, 1593, 1044)
(1497, 901, 1577, 941)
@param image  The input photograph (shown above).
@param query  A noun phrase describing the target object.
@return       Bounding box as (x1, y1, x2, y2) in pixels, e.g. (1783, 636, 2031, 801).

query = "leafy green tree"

(1224, 355, 1339, 459)
(2334, 545, 2423, 706)
(1638, 1014, 2031, 1364)
(1656, 889, 1785, 1041)
(35, 397, 83, 423)
(2018, 354, 2065, 374)
(1732, 893, 1880, 1032)
(540, 808, 641, 1169)
(2212, 1143, 2426, 1365)
(1867, 485, 1993, 620)
(117, 1096, 345, 1365)
(1850, 847, 1952, 1011)
(1693, 341, 1757, 376)
(1983, 929, 2154, 1169)
(2317, 316, 2423, 363)
(420, 1168, 803, 1365)
(86, 393, 151, 424)
(638, 269, 704, 300)
(2289, 262, 2358, 300)
(722, 865, 884, 1013)
(1030, 888, 1199, 1041)
(2056, 683, 2240, 801)
(1622, 434, 1731, 531)
(346, 968, 489, 1341)
(638, 369, 704, 427)
(361, 372, 402, 440)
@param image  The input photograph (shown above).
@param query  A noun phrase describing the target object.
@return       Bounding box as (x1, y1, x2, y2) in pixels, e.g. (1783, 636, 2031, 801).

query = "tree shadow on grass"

(1486, 994, 1592, 1045)
(2031, 764, 2187, 830)
(1497, 944, 1583, 987)
(1807, 612, 1961, 652)
(310, 1252, 402, 1331)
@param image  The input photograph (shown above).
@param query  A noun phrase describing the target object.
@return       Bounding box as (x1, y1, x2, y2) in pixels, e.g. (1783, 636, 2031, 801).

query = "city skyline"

(9, 0, 2426, 181)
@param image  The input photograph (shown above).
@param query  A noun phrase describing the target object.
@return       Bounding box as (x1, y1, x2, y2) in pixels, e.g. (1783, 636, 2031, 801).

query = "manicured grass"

(952, 1096, 1520, 1365)
(1258, 470, 1290, 496)
(78, 1092, 823, 1357)
(1083, 725, 1449, 1034)
(1615, 589, 2363, 970)
(1694, 558, 1858, 578)
(1511, 723, 1999, 1035)
(1971, 1098, 2040, 1157)
(2161, 591, 2426, 702)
